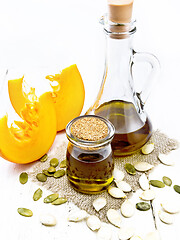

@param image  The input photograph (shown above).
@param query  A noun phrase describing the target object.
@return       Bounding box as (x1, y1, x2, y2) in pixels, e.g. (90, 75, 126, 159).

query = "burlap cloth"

(30, 130, 178, 222)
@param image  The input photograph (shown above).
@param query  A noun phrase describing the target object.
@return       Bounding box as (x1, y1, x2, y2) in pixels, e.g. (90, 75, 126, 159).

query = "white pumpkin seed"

(120, 199, 135, 218)
(97, 223, 112, 240)
(134, 162, 154, 172)
(139, 189, 155, 201)
(93, 197, 106, 212)
(158, 210, 173, 224)
(115, 180, 132, 192)
(161, 201, 180, 214)
(158, 153, 174, 166)
(108, 187, 127, 199)
(141, 143, 154, 154)
(113, 168, 125, 182)
(130, 236, 143, 240)
(139, 173, 149, 191)
(86, 215, 101, 231)
(118, 226, 135, 240)
(107, 209, 122, 228)
(68, 210, 88, 222)
(40, 213, 57, 226)
(145, 231, 160, 240)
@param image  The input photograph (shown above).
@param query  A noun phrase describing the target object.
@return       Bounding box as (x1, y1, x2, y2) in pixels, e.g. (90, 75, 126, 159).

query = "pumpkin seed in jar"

(50, 158, 59, 168)
(162, 176, 172, 186)
(54, 169, 65, 178)
(60, 160, 66, 168)
(17, 208, 33, 217)
(51, 197, 67, 205)
(149, 180, 165, 188)
(47, 166, 56, 173)
(40, 154, 48, 162)
(136, 202, 151, 211)
(174, 185, 180, 194)
(44, 193, 59, 203)
(124, 163, 136, 175)
(19, 172, 28, 184)
(36, 173, 47, 182)
(33, 188, 43, 201)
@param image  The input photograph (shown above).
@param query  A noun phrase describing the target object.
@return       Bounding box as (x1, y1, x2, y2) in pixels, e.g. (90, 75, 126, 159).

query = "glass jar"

(66, 115, 115, 194)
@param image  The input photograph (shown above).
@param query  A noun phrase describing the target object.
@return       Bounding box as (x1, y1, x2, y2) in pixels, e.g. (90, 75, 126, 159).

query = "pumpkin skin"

(8, 64, 85, 132)
(0, 92, 57, 164)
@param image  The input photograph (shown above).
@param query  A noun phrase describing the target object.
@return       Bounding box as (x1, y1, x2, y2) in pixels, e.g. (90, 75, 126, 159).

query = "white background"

(0, 0, 180, 239)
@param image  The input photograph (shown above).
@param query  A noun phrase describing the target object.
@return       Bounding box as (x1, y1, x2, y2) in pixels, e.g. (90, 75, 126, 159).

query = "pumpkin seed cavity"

(18, 208, 33, 217)
(51, 197, 67, 205)
(173, 185, 180, 194)
(50, 158, 59, 167)
(60, 160, 66, 168)
(162, 176, 172, 186)
(136, 202, 150, 211)
(40, 154, 48, 162)
(54, 169, 65, 178)
(44, 193, 59, 203)
(19, 172, 28, 184)
(124, 163, 136, 175)
(33, 188, 43, 201)
(36, 173, 47, 182)
(149, 180, 165, 188)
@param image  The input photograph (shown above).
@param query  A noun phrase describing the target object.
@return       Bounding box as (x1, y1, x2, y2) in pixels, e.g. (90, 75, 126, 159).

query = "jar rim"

(66, 115, 115, 148)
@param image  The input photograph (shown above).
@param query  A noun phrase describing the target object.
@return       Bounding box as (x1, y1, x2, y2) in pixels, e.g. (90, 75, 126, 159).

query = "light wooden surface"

(0, 0, 180, 239)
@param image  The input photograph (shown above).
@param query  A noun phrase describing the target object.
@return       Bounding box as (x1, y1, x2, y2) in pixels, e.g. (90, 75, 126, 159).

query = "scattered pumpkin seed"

(40, 154, 48, 162)
(121, 200, 135, 217)
(162, 176, 172, 186)
(141, 143, 154, 155)
(108, 186, 126, 199)
(113, 168, 125, 182)
(173, 185, 180, 194)
(115, 180, 132, 193)
(161, 201, 180, 214)
(42, 169, 54, 177)
(68, 210, 88, 222)
(93, 197, 106, 212)
(97, 223, 112, 240)
(158, 153, 174, 166)
(54, 169, 65, 178)
(107, 209, 122, 228)
(50, 158, 59, 167)
(19, 172, 28, 184)
(40, 213, 57, 226)
(158, 210, 173, 224)
(118, 226, 135, 240)
(145, 231, 160, 240)
(17, 208, 33, 217)
(139, 173, 149, 191)
(33, 188, 43, 201)
(86, 215, 101, 231)
(134, 162, 154, 172)
(60, 160, 66, 168)
(124, 163, 136, 175)
(47, 166, 56, 173)
(36, 173, 47, 182)
(139, 189, 156, 201)
(136, 202, 150, 211)
(51, 197, 67, 205)
(149, 180, 165, 188)
(44, 193, 59, 203)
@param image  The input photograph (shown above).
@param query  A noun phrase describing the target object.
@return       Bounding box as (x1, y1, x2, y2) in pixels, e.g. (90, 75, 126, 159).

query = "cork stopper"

(107, 0, 134, 23)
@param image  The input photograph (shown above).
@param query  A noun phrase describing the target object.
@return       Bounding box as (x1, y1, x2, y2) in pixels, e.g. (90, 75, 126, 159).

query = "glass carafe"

(86, 14, 160, 156)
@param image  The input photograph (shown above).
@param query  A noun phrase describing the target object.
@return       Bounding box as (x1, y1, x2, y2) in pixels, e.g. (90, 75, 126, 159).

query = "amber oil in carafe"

(66, 115, 115, 194)
(95, 100, 152, 156)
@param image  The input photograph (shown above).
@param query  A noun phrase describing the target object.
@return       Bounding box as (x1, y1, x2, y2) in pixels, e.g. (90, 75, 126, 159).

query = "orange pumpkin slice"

(0, 92, 57, 164)
(8, 64, 85, 132)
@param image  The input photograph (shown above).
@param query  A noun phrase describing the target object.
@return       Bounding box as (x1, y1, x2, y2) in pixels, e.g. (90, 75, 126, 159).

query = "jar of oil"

(65, 115, 115, 194)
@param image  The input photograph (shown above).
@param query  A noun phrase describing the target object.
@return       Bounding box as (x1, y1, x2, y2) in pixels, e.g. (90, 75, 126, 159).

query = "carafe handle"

(131, 50, 160, 107)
